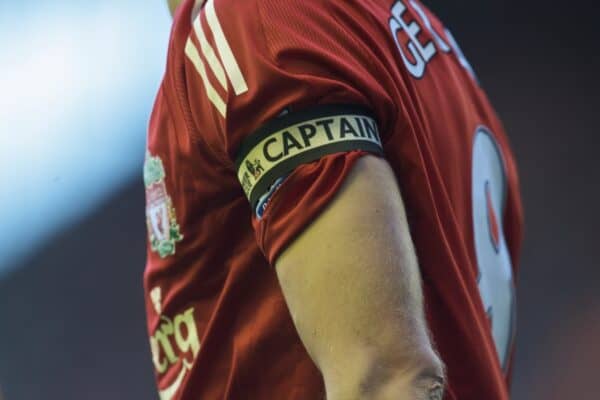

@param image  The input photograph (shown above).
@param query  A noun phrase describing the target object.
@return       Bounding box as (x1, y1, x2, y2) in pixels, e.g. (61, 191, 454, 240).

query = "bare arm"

(276, 156, 444, 400)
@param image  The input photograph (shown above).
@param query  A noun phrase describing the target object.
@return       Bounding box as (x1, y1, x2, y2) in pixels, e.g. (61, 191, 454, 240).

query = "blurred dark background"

(0, 1, 598, 399)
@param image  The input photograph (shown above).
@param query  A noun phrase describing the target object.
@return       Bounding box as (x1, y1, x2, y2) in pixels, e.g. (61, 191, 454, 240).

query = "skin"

(166, 0, 183, 16)
(166, 1, 445, 397)
(276, 156, 444, 399)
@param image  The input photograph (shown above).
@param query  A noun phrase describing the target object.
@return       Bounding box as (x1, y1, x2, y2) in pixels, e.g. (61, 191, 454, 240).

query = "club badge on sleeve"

(144, 151, 183, 258)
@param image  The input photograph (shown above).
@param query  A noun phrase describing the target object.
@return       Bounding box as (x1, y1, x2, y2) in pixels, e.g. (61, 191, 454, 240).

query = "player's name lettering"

(235, 106, 384, 208)
(389, 0, 476, 81)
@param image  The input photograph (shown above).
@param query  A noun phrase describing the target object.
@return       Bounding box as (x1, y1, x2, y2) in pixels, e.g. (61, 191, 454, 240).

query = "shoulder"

(199, 0, 338, 50)
(191, 0, 269, 65)
(198, 0, 263, 29)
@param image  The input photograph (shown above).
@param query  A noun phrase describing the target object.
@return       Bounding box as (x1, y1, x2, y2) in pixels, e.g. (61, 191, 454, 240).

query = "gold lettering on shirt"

(148, 288, 201, 400)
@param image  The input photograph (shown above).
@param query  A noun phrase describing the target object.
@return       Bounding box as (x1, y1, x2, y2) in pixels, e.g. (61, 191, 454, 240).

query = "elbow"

(364, 351, 445, 400)
(409, 354, 446, 400)
(326, 348, 445, 400)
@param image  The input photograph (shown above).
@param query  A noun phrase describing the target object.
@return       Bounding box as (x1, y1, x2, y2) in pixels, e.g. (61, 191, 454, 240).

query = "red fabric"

(143, 0, 524, 399)
(254, 150, 370, 264)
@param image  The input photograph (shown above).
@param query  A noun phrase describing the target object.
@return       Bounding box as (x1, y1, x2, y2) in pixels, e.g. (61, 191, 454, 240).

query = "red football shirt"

(143, 0, 524, 399)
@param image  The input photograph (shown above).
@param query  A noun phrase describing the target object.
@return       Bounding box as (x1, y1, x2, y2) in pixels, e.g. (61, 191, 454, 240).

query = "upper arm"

(275, 155, 442, 398)
(183, 3, 443, 395)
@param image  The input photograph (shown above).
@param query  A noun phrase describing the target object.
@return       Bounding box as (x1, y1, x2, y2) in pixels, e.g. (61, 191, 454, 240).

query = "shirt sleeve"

(184, 0, 395, 264)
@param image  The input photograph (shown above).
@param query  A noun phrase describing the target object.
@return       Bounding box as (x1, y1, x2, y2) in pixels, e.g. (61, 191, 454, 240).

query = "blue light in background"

(0, 1, 172, 275)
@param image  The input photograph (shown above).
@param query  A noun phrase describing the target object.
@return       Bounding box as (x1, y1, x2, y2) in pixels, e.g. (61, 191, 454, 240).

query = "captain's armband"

(235, 104, 384, 210)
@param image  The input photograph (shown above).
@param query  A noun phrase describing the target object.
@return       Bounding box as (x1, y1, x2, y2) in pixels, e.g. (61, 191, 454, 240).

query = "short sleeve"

(184, 0, 394, 263)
